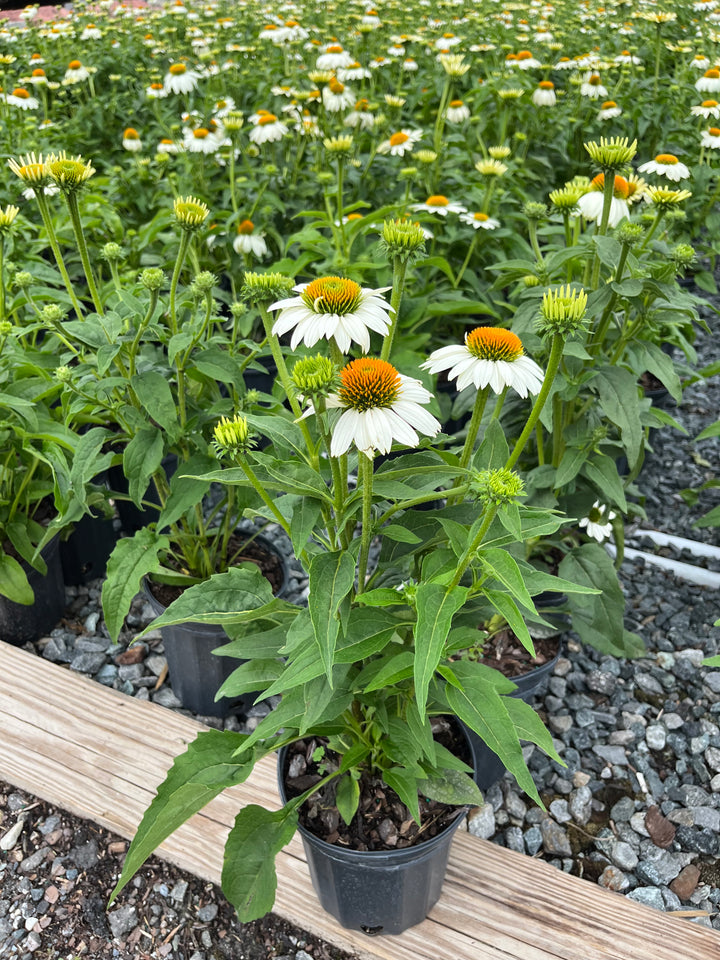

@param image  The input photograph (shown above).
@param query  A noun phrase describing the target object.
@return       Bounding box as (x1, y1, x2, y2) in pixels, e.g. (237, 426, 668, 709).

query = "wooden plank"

(1, 640, 718, 960)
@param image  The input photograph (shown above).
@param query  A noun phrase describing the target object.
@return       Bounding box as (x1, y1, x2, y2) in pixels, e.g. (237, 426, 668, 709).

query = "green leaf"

(355, 587, 405, 607)
(473, 417, 509, 470)
(102, 528, 169, 642)
(593, 235, 622, 269)
(414, 583, 469, 715)
(336, 607, 400, 661)
(109, 729, 254, 906)
(359, 650, 414, 691)
(131, 371, 178, 436)
(287, 495, 322, 557)
(335, 773, 360, 826)
(122, 426, 163, 508)
(417, 770, 482, 807)
(478, 548, 535, 612)
(217, 660, 283, 699)
(156, 454, 214, 531)
(611, 278, 643, 298)
(555, 447, 587, 489)
(483, 589, 535, 656)
(594, 366, 643, 468)
(504, 697, 563, 764)
(380, 524, 422, 544)
(138, 565, 276, 634)
(0, 554, 33, 605)
(583, 453, 628, 512)
(382, 767, 421, 824)
(308, 551, 356, 682)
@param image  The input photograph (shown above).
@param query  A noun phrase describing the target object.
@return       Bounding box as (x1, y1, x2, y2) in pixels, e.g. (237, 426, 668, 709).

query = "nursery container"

(0, 537, 65, 646)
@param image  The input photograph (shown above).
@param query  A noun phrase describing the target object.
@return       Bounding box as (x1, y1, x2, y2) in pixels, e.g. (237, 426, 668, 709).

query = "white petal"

(330, 409, 358, 456)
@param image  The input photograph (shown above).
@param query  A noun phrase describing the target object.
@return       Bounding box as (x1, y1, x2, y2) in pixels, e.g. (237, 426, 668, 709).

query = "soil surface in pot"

(283, 717, 470, 852)
(148, 534, 285, 607)
(476, 631, 560, 678)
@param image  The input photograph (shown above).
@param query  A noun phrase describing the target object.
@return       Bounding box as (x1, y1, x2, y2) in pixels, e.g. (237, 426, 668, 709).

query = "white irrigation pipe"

(606, 543, 720, 588)
(629, 528, 720, 561)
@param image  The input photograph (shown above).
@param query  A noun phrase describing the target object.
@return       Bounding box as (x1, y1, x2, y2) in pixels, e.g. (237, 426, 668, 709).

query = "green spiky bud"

(101, 241, 124, 262)
(614, 221, 644, 247)
(539, 285, 588, 336)
(584, 136, 637, 171)
(212, 414, 255, 459)
(173, 195, 210, 231)
(472, 467, 525, 506)
(139, 267, 165, 291)
(291, 354, 339, 398)
(241, 271, 294, 305)
(191, 270, 216, 296)
(380, 217, 426, 263)
(12, 271, 32, 289)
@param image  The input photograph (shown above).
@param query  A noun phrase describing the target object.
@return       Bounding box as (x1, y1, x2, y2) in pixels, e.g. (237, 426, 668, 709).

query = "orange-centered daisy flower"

(309, 357, 441, 457)
(576, 173, 631, 227)
(421, 327, 544, 397)
(269, 276, 393, 353)
(163, 62, 200, 95)
(637, 153, 691, 182)
(411, 194, 467, 216)
(377, 129, 423, 156)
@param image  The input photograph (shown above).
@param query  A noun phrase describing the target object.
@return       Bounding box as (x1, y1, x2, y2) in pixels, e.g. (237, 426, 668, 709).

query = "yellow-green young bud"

(584, 136, 637, 171)
(399, 166, 418, 180)
(488, 145, 511, 160)
(664, 207, 687, 224)
(475, 158, 507, 177)
(191, 270, 216, 296)
(323, 135, 354, 155)
(316, 171, 334, 185)
(644, 186, 692, 210)
(230, 301, 247, 320)
(0, 205, 19, 233)
(0, 321, 12, 337)
(539, 285, 588, 336)
(380, 217, 426, 263)
(12, 271, 32, 289)
(472, 467, 525, 506)
(439, 53, 470, 77)
(415, 149, 438, 165)
(223, 112, 244, 133)
(672, 243, 696, 270)
(173, 195, 210, 231)
(139, 267, 165, 291)
(241, 270, 294, 304)
(40, 304, 65, 325)
(614, 221, 644, 247)
(55, 365, 71, 382)
(523, 201, 547, 220)
(263, 163, 278, 177)
(522, 274, 541, 287)
(212, 414, 255, 459)
(44, 152, 95, 193)
(548, 186, 582, 212)
(101, 241, 124, 262)
(155, 152, 170, 165)
(291, 355, 338, 397)
(243, 388, 260, 406)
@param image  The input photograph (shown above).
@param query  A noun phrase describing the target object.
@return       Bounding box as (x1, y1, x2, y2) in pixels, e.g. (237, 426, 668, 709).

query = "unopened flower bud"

(0, 205, 19, 232)
(380, 217, 426, 263)
(523, 201, 547, 220)
(191, 270, 216, 295)
(13, 271, 32, 289)
(40, 304, 65, 324)
(139, 267, 165, 291)
(44, 152, 95, 193)
(241, 270, 294, 304)
(55, 365, 71, 381)
(212, 414, 254, 458)
(291, 354, 338, 397)
(0, 321, 12, 337)
(323, 135, 353, 155)
(539, 285, 588, 336)
(173, 195, 210, 230)
(101, 241, 124, 262)
(672, 243, 696, 270)
(472, 467, 525, 506)
(614, 221, 644, 247)
(584, 136, 637, 171)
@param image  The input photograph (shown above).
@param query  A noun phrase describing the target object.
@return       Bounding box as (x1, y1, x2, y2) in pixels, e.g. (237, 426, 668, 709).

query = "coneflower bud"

(212, 414, 254, 458)
(0, 205, 19, 233)
(475, 158, 508, 176)
(55, 365, 71, 382)
(380, 217, 426, 262)
(190, 270, 216, 295)
(488, 145, 511, 160)
(523, 201, 547, 220)
(139, 267, 165, 291)
(173, 195, 210, 230)
(291, 354, 338, 397)
(323, 134, 353, 155)
(13, 271, 32, 289)
(241, 270, 294, 304)
(671, 243, 696, 270)
(101, 241, 124, 262)
(415, 149, 438, 164)
(614, 222, 644, 247)
(0, 321, 12, 337)
(44, 152, 95, 193)
(584, 135, 637, 171)
(472, 467, 525, 506)
(539, 285, 588, 336)
(644, 185, 692, 210)
(439, 53, 470, 76)
(40, 304, 65, 325)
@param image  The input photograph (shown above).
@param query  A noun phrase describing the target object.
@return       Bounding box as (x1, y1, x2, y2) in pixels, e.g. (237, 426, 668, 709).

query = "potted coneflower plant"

(108, 218, 600, 935)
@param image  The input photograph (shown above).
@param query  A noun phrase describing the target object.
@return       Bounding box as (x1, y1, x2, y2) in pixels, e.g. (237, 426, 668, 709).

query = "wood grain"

(1, 640, 718, 960)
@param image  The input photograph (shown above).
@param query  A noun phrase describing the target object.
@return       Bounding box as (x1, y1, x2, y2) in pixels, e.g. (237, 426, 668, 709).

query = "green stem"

(589, 240, 631, 356)
(66, 192, 104, 315)
(639, 210, 665, 252)
(238, 459, 291, 535)
(34, 191, 85, 319)
(380, 255, 408, 362)
(458, 387, 489, 470)
(505, 334, 564, 471)
(128, 289, 158, 377)
(588, 172, 616, 291)
(169, 231, 191, 335)
(453, 233, 479, 289)
(447, 503, 498, 590)
(356, 452, 374, 595)
(0, 236, 5, 323)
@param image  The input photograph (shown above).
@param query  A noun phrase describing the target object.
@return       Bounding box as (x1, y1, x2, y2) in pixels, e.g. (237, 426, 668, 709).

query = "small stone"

(586, 670, 616, 695)
(41, 637, 69, 663)
(663, 713, 684, 731)
(108, 904, 138, 939)
(549, 715, 573, 735)
(70, 840, 99, 871)
(540, 817, 572, 857)
(43, 886, 60, 905)
(524, 826, 543, 856)
(645, 805, 676, 849)
(197, 903, 218, 923)
(144, 655, 168, 677)
(646, 725, 666, 751)
(572, 771, 591, 788)
(705, 747, 720, 773)
(83, 611, 100, 634)
(626, 887, 666, 912)
(20, 848, 50, 873)
(569, 786, 593, 825)
(610, 796, 635, 823)
(670, 865, 701, 902)
(25, 930, 42, 952)
(170, 880, 188, 903)
(549, 799, 571, 823)
(467, 804, 495, 840)
(504, 827, 524, 854)
(152, 687, 183, 709)
(598, 866, 629, 892)
(692, 807, 720, 831)
(504, 791, 527, 821)
(610, 841, 638, 871)
(710, 773, 720, 793)
(70, 651, 106, 674)
(593, 745, 628, 766)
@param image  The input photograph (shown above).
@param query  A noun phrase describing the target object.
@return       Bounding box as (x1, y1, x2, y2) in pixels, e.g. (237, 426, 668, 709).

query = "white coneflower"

(27, 68, 48, 86)
(516, 49, 542, 69)
(249, 113, 289, 144)
(532, 80, 556, 106)
(403, 58, 418, 71)
(446, 98, 471, 122)
(387, 42, 405, 57)
(316, 43, 354, 70)
(183, 127, 218, 153)
(269, 276, 393, 353)
(421, 327, 543, 397)
(6, 88, 39, 109)
(460, 211, 501, 230)
(377, 129, 423, 156)
(696, 68, 720, 92)
(580, 73, 608, 98)
(435, 32, 462, 49)
(122, 127, 142, 151)
(691, 54, 711, 69)
(344, 98, 375, 129)
(598, 100, 622, 120)
(80, 23, 102, 40)
(691, 98, 720, 125)
(64, 60, 90, 84)
(323, 78, 355, 112)
(576, 173, 632, 227)
(337, 62, 370, 81)
(412, 194, 467, 216)
(579, 501, 616, 542)
(701, 126, 720, 148)
(309, 357, 441, 458)
(362, 9, 381, 27)
(157, 138, 182, 154)
(28, 54, 44, 66)
(614, 50, 641, 65)
(212, 97, 236, 118)
(163, 62, 200, 95)
(554, 56, 577, 69)
(233, 219, 268, 257)
(638, 153, 691, 182)
(146, 82, 167, 99)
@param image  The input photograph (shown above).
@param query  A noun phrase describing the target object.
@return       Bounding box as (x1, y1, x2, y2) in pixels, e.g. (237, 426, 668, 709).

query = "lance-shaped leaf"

(414, 583, 468, 715)
(109, 729, 253, 906)
(131, 371, 178, 436)
(102, 528, 169, 641)
(308, 550, 356, 683)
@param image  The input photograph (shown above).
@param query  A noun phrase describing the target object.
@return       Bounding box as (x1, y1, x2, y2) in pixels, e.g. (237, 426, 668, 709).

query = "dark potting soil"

(283, 717, 470, 852)
(148, 534, 285, 607)
(476, 632, 561, 679)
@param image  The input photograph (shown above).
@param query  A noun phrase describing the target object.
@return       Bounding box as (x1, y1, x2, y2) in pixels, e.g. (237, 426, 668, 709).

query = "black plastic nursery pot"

(143, 533, 289, 717)
(60, 507, 117, 586)
(0, 537, 65, 646)
(277, 726, 478, 937)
